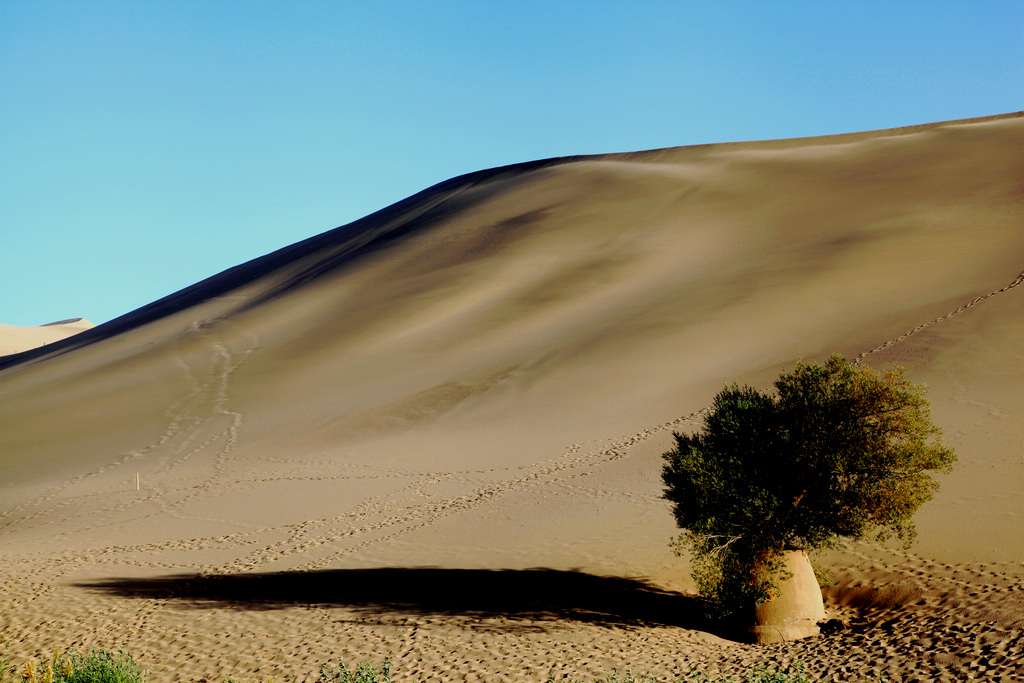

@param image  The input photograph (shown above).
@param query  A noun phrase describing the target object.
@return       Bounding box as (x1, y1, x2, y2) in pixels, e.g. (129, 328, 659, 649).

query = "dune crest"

(1, 113, 1023, 681)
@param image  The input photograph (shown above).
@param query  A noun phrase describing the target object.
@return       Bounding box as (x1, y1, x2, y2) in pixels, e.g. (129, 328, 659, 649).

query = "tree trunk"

(749, 549, 825, 643)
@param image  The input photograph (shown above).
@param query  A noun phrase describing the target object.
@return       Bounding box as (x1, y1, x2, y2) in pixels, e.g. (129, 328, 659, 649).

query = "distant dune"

(1, 113, 1022, 681)
(0, 318, 94, 356)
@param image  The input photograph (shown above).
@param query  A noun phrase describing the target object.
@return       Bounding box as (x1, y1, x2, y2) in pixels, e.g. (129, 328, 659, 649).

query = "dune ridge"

(1, 112, 1023, 681)
(4, 110, 1021, 373)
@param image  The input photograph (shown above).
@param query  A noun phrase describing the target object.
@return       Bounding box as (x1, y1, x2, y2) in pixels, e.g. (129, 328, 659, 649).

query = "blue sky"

(2, 1, 1021, 326)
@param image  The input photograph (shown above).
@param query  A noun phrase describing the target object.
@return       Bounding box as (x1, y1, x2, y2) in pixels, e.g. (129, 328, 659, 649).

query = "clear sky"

(2, 1, 1021, 326)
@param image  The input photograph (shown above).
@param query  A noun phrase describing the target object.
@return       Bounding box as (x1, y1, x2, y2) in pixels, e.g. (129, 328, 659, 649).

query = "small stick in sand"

(136, 473, 140, 491)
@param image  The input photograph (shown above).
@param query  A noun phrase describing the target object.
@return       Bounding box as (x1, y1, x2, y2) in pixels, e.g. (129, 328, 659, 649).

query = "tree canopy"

(662, 354, 956, 617)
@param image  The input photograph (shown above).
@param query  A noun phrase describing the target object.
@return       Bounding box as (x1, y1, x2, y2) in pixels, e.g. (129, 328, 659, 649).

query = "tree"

(661, 354, 956, 621)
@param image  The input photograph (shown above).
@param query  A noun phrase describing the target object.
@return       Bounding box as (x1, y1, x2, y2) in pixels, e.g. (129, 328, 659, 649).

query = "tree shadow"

(76, 567, 740, 637)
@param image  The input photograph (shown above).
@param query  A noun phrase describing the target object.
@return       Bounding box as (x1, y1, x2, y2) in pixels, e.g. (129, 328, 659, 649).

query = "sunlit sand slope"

(0, 318, 94, 356)
(1, 113, 1022, 681)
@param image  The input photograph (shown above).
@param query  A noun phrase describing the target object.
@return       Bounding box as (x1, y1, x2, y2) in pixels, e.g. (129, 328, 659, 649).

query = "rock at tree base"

(750, 549, 826, 643)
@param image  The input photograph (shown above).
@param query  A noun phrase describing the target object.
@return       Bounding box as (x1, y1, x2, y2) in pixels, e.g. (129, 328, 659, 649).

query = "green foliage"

(0, 647, 880, 682)
(737, 661, 812, 683)
(662, 355, 955, 619)
(319, 657, 392, 683)
(547, 670, 658, 683)
(547, 661, 815, 682)
(13, 648, 146, 683)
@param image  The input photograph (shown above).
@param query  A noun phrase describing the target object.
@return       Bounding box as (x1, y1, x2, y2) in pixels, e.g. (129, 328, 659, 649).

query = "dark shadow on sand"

(76, 567, 732, 635)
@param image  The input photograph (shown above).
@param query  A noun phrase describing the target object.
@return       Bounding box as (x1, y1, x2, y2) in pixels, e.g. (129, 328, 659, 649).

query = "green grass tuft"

(546, 661, 814, 683)
(4, 647, 146, 683)
(2, 646, 881, 682)
(318, 657, 393, 683)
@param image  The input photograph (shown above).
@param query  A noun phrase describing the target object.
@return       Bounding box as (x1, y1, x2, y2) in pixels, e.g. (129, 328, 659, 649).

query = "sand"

(1, 113, 1023, 681)
(0, 318, 94, 356)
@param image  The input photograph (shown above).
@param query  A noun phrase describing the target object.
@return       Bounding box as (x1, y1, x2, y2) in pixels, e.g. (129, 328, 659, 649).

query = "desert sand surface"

(1, 113, 1023, 681)
(0, 318, 95, 356)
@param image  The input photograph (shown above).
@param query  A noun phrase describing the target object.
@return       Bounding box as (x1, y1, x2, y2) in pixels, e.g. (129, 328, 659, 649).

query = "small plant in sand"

(0, 648, 857, 683)
(9, 648, 146, 683)
(318, 657, 393, 683)
(548, 661, 814, 682)
(662, 354, 956, 622)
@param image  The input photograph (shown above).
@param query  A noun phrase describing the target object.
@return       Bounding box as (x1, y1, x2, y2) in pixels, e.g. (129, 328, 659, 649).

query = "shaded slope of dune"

(0, 113, 1022, 680)
(3, 113, 1021, 482)
(0, 156, 579, 372)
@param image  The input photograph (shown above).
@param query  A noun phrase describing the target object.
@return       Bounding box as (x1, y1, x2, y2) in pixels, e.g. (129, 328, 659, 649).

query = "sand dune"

(1, 113, 1022, 681)
(0, 318, 95, 356)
